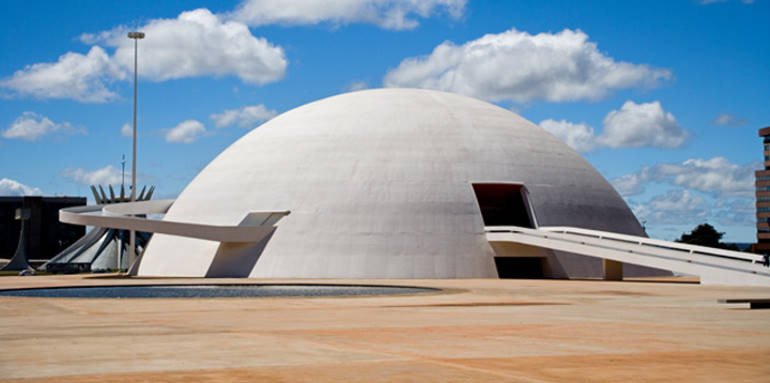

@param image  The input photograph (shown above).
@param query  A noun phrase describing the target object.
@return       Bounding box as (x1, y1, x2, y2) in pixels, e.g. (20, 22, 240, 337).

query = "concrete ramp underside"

(486, 226, 770, 286)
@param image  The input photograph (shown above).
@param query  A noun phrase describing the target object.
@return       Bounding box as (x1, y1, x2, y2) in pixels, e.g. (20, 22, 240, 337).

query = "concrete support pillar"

(602, 259, 623, 281)
(1, 216, 30, 271)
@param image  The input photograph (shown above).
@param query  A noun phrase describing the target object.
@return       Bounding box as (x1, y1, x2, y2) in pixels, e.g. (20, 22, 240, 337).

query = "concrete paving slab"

(0, 275, 768, 382)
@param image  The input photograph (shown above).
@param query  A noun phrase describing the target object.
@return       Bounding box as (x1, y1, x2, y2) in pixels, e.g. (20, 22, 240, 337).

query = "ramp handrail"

(540, 226, 763, 264)
(485, 225, 770, 279)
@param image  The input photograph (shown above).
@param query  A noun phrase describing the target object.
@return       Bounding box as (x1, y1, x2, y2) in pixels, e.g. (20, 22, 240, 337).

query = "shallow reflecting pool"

(0, 284, 437, 298)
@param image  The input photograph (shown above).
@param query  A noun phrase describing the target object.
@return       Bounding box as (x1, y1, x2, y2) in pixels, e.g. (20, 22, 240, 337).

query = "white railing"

(485, 225, 770, 286)
(541, 226, 764, 264)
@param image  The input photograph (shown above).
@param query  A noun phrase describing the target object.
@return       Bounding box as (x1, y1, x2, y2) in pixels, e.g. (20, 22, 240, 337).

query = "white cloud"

(661, 157, 757, 197)
(0, 46, 125, 103)
(383, 28, 670, 103)
(631, 190, 753, 231)
(165, 120, 207, 143)
(3, 8, 286, 103)
(539, 101, 687, 152)
(88, 9, 287, 85)
(714, 198, 754, 226)
(611, 157, 757, 198)
(210, 104, 277, 129)
(346, 80, 369, 92)
(598, 101, 688, 149)
(121, 123, 132, 137)
(631, 190, 710, 225)
(229, 0, 466, 30)
(621, 157, 758, 235)
(2, 112, 85, 141)
(710, 113, 747, 127)
(539, 119, 596, 152)
(649, 190, 706, 212)
(0, 178, 42, 196)
(61, 165, 123, 186)
(610, 170, 650, 197)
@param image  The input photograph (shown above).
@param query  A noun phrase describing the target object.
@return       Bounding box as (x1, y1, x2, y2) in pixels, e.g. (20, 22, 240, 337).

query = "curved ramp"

(60, 200, 290, 243)
(486, 226, 770, 286)
(59, 200, 290, 276)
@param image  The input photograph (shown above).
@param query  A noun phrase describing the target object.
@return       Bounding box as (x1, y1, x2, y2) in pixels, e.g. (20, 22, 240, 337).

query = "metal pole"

(132, 37, 137, 207)
(121, 154, 126, 192)
(119, 154, 125, 270)
(127, 32, 143, 270)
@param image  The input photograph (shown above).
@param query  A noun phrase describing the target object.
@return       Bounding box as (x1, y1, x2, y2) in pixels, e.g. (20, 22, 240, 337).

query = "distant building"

(42, 186, 154, 273)
(0, 196, 85, 264)
(755, 127, 770, 253)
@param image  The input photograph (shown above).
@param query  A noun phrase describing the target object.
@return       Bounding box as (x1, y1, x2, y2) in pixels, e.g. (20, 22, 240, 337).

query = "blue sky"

(0, 0, 767, 242)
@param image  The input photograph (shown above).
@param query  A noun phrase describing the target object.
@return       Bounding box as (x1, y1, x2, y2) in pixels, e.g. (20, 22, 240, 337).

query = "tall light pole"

(120, 154, 126, 270)
(127, 31, 144, 270)
(121, 154, 126, 195)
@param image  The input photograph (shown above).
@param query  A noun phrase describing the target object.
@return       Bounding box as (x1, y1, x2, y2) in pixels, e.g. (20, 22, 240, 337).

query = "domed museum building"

(136, 88, 667, 279)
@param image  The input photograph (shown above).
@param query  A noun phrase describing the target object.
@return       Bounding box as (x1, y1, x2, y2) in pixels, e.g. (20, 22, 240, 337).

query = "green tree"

(676, 223, 738, 250)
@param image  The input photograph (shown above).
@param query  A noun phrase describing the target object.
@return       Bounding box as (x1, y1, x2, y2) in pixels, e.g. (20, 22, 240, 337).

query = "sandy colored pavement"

(0, 275, 769, 382)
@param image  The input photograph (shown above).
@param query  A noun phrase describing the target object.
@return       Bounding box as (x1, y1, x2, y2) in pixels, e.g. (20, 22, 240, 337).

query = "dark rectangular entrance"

(494, 257, 546, 279)
(472, 183, 535, 228)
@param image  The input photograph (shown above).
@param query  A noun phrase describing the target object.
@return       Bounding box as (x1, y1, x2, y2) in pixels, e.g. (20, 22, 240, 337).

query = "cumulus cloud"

(631, 190, 710, 225)
(229, 0, 466, 30)
(659, 157, 757, 197)
(0, 178, 42, 196)
(598, 101, 688, 149)
(710, 113, 747, 127)
(714, 198, 754, 226)
(0, 47, 125, 103)
(85, 9, 287, 85)
(611, 157, 757, 198)
(631, 189, 753, 230)
(540, 101, 687, 152)
(121, 123, 132, 137)
(2, 112, 85, 141)
(610, 170, 650, 197)
(3, 1, 470, 103)
(384, 28, 671, 103)
(2, 9, 286, 103)
(620, 157, 758, 233)
(539, 119, 597, 152)
(165, 120, 207, 143)
(210, 104, 277, 129)
(61, 165, 123, 186)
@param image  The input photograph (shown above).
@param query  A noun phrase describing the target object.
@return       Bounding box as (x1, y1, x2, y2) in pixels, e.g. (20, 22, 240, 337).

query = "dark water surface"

(0, 284, 437, 298)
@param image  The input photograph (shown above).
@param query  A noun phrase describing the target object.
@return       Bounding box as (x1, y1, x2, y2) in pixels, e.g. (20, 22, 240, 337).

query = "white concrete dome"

(138, 88, 661, 278)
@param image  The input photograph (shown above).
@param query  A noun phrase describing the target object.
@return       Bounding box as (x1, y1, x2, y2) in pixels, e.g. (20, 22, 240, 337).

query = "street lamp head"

(127, 31, 145, 39)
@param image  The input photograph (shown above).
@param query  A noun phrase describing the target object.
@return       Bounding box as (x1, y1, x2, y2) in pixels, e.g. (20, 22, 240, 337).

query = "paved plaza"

(1, 275, 769, 382)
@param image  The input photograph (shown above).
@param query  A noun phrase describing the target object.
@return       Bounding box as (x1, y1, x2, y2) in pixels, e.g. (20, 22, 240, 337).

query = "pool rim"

(0, 282, 444, 299)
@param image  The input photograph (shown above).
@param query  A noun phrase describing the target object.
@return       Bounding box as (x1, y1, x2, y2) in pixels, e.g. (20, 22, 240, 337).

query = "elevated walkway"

(59, 200, 289, 243)
(58, 199, 290, 275)
(486, 226, 770, 286)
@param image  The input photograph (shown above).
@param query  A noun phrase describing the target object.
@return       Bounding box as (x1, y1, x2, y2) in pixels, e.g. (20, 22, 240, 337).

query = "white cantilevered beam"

(60, 199, 289, 243)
